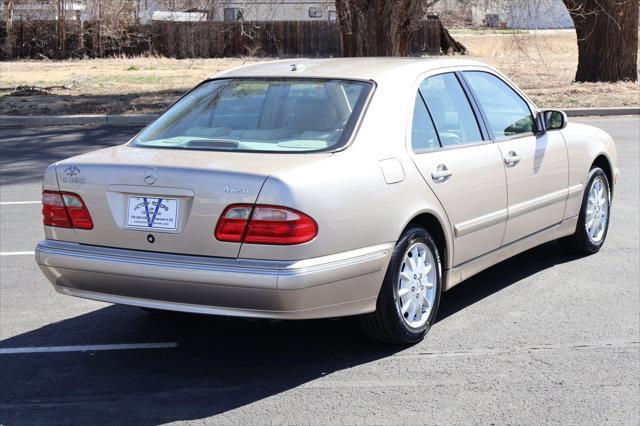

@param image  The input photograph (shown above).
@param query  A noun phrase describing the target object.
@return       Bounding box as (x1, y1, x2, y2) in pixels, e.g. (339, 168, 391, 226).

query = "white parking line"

(0, 201, 40, 205)
(0, 251, 35, 256)
(0, 342, 178, 355)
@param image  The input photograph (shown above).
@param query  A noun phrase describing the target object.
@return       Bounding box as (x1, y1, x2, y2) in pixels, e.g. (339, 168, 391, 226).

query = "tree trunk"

(3, 0, 15, 58)
(563, 0, 638, 82)
(57, 0, 66, 59)
(335, 0, 427, 56)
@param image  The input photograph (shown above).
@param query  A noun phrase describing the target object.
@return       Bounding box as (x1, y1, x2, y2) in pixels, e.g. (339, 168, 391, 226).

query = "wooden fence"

(1, 18, 449, 60)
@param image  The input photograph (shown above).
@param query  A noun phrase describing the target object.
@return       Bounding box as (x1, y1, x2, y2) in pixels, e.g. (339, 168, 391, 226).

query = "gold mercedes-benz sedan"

(36, 58, 619, 344)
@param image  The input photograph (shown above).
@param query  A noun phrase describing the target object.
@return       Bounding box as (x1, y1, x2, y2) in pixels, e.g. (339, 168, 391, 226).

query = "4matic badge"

(223, 186, 253, 195)
(62, 165, 85, 185)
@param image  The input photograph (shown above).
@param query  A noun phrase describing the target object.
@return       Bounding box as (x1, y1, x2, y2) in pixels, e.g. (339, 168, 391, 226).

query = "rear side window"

(134, 78, 372, 153)
(411, 93, 440, 152)
(419, 73, 483, 147)
(463, 71, 535, 139)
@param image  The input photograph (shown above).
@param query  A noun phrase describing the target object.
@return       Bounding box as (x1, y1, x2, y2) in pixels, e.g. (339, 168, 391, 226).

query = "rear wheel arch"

(403, 212, 450, 270)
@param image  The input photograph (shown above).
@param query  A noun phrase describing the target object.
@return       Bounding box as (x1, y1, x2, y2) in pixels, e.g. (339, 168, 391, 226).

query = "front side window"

(134, 78, 372, 153)
(419, 73, 483, 147)
(463, 71, 535, 139)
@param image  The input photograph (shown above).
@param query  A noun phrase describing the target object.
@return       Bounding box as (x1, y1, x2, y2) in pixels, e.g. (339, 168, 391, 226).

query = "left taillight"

(42, 191, 93, 230)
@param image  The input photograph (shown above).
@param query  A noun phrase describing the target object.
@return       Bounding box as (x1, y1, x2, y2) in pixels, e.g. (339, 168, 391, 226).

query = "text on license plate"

(127, 196, 178, 230)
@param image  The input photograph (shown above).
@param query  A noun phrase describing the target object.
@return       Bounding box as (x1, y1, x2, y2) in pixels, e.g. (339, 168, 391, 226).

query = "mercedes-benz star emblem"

(143, 167, 158, 185)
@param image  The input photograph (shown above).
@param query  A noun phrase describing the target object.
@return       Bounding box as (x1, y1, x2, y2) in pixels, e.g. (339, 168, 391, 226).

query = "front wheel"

(560, 167, 611, 254)
(359, 226, 442, 345)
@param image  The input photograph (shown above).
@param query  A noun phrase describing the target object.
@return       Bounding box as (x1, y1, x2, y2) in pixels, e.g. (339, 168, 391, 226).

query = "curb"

(1, 107, 638, 128)
(563, 107, 640, 117)
(0, 114, 158, 128)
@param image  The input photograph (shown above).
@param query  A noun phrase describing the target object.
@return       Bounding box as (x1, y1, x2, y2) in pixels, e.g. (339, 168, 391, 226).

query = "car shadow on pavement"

(0, 240, 580, 425)
(0, 308, 401, 425)
(437, 240, 581, 322)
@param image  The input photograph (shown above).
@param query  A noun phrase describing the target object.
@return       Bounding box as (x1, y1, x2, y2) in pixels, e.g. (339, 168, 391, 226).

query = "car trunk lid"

(54, 144, 330, 258)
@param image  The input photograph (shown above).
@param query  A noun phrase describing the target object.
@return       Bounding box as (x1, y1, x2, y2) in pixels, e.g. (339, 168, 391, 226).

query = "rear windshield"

(133, 78, 373, 152)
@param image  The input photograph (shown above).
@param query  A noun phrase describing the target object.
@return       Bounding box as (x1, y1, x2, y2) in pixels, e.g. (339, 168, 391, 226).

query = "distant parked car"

(36, 58, 619, 344)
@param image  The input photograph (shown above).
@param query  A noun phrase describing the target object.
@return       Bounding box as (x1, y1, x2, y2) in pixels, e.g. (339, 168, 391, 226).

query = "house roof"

(213, 57, 493, 82)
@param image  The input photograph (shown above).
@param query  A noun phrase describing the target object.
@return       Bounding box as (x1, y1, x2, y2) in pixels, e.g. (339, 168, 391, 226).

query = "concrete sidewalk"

(1, 107, 638, 128)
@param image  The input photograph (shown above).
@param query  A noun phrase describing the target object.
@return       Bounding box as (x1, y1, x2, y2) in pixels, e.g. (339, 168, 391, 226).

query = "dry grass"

(456, 30, 639, 109)
(0, 31, 638, 115)
(0, 57, 254, 115)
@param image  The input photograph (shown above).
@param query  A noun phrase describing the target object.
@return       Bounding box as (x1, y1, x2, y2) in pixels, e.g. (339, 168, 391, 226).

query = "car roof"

(212, 57, 492, 83)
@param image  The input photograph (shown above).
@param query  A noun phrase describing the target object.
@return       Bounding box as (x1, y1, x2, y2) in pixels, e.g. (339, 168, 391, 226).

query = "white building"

(135, 0, 335, 24)
(432, 0, 573, 29)
(214, 1, 336, 21)
(1, 0, 87, 22)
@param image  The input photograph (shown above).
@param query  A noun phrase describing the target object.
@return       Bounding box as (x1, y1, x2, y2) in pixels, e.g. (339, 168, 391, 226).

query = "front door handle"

(431, 164, 452, 181)
(504, 151, 521, 166)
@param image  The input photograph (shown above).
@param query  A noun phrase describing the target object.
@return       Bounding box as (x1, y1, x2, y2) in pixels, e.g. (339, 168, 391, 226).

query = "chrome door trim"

(508, 188, 569, 219)
(445, 216, 579, 289)
(454, 187, 573, 238)
(454, 209, 508, 237)
(567, 183, 584, 198)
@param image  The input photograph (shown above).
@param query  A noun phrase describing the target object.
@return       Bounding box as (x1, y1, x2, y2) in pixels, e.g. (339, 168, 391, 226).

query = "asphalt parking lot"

(0, 116, 638, 425)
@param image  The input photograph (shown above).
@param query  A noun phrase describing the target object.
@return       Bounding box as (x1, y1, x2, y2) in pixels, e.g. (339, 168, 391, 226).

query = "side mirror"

(534, 111, 546, 135)
(543, 110, 568, 131)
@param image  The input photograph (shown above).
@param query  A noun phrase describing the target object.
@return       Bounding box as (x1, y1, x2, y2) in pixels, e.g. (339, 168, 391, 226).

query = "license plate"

(127, 196, 178, 230)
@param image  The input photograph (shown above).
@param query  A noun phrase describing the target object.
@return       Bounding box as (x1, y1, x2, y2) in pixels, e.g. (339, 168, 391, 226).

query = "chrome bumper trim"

(36, 240, 392, 290)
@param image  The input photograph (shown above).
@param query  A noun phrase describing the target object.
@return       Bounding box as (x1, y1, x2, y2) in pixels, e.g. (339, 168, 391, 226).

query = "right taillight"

(42, 191, 93, 230)
(215, 204, 317, 245)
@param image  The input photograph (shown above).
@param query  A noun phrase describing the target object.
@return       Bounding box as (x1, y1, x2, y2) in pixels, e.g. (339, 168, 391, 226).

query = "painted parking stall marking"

(1, 251, 35, 256)
(0, 342, 178, 355)
(0, 201, 40, 205)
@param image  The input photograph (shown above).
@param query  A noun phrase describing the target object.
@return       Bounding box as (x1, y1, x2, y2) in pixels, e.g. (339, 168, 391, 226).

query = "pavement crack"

(399, 340, 640, 359)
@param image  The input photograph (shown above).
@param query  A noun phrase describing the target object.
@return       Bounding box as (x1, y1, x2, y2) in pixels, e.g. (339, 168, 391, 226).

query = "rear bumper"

(35, 240, 392, 319)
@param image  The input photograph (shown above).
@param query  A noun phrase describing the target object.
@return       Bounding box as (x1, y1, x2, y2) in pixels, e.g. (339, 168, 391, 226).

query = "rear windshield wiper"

(186, 139, 240, 149)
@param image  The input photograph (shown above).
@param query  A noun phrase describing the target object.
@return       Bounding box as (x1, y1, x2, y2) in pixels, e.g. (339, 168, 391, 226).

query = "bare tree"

(85, 0, 139, 55)
(335, 0, 442, 56)
(562, 0, 638, 82)
(3, 0, 15, 56)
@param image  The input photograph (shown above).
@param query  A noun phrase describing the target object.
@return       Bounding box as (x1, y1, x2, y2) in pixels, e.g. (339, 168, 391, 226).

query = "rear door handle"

(431, 165, 452, 181)
(504, 151, 521, 166)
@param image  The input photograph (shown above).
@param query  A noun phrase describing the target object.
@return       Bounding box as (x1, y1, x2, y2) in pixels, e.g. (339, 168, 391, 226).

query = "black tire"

(359, 226, 442, 345)
(559, 167, 611, 255)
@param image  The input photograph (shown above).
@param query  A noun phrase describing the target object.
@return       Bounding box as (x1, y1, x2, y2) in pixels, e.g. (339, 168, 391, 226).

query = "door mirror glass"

(544, 110, 567, 130)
